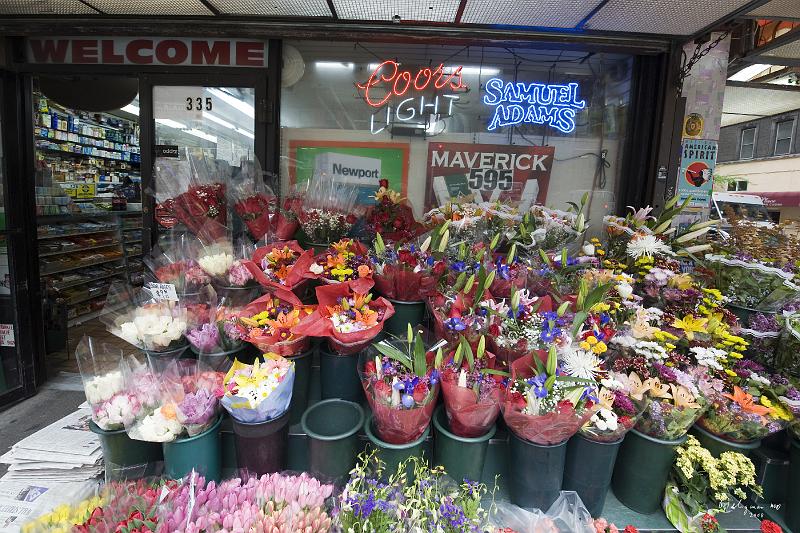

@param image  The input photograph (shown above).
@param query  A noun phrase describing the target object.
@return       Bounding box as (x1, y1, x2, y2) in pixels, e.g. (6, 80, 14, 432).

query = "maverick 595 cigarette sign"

(426, 142, 554, 211)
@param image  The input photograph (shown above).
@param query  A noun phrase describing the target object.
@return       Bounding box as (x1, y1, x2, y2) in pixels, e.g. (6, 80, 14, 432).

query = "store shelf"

(37, 146, 140, 165)
(40, 256, 125, 276)
(37, 228, 117, 240)
(67, 308, 105, 327)
(37, 211, 142, 224)
(65, 288, 109, 306)
(51, 270, 125, 291)
(35, 135, 140, 157)
(36, 126, 139, 145)
(39, 241, 120, 257)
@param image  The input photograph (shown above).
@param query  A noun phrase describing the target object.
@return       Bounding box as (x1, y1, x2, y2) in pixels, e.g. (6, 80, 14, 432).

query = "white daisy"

(561, 348, 602, 380)
(626, 234, 672, 259)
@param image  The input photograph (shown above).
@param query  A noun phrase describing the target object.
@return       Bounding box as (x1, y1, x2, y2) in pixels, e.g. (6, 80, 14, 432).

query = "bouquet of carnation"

(230, 159, 279, 241)
(580, 372, 641, 443)
(428, 265, 495, 345)
(245, 240, 315, 293)
(297, 173, 360, 244)
(144, 234, 209, 297)
(697, 359, 794, 443)
(185, 288, 248, 361)
(503, 345, 597, 445)
(663, 434, 761, 533)
(101, 282, 188, 353)
(371, 233, 438, 302)
(364, 179, 423, 243)
(360, 327, 442, 444)
(153, 151, 228, 237)
(292, 280, 394, 354)
(162, 359, 224, 437)
(76, 336, 138, 431)
(239, 288, 316, 356)
(439, 335, 507, 438)
(221, 355, 295, 423)
(309, 238, 373, 285)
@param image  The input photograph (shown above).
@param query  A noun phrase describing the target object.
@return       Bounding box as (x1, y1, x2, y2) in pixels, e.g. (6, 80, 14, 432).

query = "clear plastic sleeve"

(144, 232, 210, 297)
(184, 285, 248, 359)
(75, 335, 127, 430)
(162, 359, 224, 437)
(297, 173, 360, 243)
(230, 159, 279, 242)
(488, 492, 595, 532)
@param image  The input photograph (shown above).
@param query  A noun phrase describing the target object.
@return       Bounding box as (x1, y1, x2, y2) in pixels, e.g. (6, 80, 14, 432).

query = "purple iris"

(476, 307, 488, 317)
(445, 317, 467, 331)
(540, 326, 561, 343)
(541, 311, 558, 321)
(581, 387, 599, 403)
(600, 313, 611, 325)
(430, 369, 440, 386)
(495, 260, 511, 280)
(426, 256, 435, 266)
(401, 394, 415, 408)
(531, 373, 548, 398)
(450, 261, 467, 272)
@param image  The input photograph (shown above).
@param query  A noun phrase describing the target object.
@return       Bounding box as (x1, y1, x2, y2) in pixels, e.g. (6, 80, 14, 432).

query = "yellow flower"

(591, 303, 610, 312)
(585, 335, 598, 345)
(729, 351, 744, 359)
(668, 273, 694, 290)
(771, 403, 794, 421)
(665, 343, 677, 350)
(672, 314, 708, 341)
(579, 341, 591, 350)
(592, 341, 607, 354)
(761, 396, 773, 408)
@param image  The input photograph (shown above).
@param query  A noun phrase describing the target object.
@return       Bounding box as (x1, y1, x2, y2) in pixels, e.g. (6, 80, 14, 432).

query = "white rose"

(582, 243, 595, 256)
(83, 371, 124, 404)
(309, 263, 324, 275)
(616, 283, 634, 300)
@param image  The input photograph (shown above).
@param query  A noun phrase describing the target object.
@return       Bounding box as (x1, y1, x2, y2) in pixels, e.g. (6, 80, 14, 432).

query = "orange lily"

(353, 292, 369, 310)
(275, 264, 290, 280)
(723, 386, 771, 416)
(265, 309, 301, 333)
(356, 308, 379, 327)
(331, 240, 352, 253)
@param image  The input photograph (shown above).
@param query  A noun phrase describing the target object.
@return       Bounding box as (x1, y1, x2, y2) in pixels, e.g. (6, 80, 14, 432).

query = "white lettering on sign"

(25, 38, 268, 68)
(429, 150, 550, 171)
(0, 324, 14, 347)
(147, 283, 179, 302)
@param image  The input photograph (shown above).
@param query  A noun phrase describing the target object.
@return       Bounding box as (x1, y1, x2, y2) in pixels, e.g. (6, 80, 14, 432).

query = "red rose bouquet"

(364, 179, 423, 244)
(360, 327, 441, 443)
(245, 240, 315, 293)
(239, 288, 316, 356)
(291, 280, 394, 354)
(308, 238, 374, 285)
(230, 160, 278, 241)
(439, 335, 507, 438)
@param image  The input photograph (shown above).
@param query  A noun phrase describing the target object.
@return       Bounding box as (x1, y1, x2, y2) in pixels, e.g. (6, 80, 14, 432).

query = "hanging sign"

(482, 79, 586, 134)
(356, 60, 468, 135)
(677, 139, 717, 208)
(26, 37, 268, 67)
(425, 142, 555, 211)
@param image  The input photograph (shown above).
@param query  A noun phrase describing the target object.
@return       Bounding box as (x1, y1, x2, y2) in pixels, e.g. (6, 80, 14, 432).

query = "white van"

(710, 192, 773, 227)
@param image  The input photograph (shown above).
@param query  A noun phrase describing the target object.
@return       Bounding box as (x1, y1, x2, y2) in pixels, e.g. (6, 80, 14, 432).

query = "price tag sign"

(75, 183, 96, 199)
(147, 282, 178, 302)
(0, 324, 15, 347)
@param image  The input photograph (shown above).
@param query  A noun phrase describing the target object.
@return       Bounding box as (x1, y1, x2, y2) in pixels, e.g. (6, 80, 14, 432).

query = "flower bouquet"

(663, 435, 761, 533)
(161, 359, 224, 437)
(221, 355, 295, 423)
(185, 289, 248, 365)
(144, 234, 209, 297)
(580, 373, 641, 443)
(101, 282, 188, 354)
(274, 187, 303, 241)
(439, 335, 507, 438)
(239, 288, 316, 356)
(297, 173, 360, 245)
(245, 240, 315, 293)
(360, 328, 442, 443)
(364, 179, 423, 243)
(371, 233, 433, 302)
(487, 242, 528, 299)
(424, 200, 519, 244)
(75, 336, 132, 431)
(737, 312, 781, 368)
(697, 360, 794, 443)
(292, 280, 395, 354)
(503, 345, 597, 445)
(526, 248, 597, 299)
(512, 196, 588, 255)
(309, 238, 374, 286)
(775, 311, 800, 377)
(230, 160, 279, 241)
(194, 221, 258, 290)
(427, 265, 495, 345)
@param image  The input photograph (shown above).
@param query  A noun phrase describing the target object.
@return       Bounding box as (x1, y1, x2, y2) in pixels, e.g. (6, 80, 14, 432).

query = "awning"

(757, 191, 800, 207)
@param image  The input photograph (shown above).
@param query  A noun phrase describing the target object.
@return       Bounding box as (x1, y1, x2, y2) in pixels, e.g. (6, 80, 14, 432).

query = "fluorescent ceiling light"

(457, 66, 500, 76)
(183, 128, 218, 144)
(315, 61, 354, 70)
(121, 104, 139, 115)
(728, 64, 771, 82)
(236, 128, 255, 139)
(155, 118, 187, 129)
(204, 112, 235, 130)
(207, 88, 255, 118)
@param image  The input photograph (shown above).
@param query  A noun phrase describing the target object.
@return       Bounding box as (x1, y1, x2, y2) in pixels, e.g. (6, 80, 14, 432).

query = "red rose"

(374, 380, 392, 401)
(623, 527, 639, 533)
(381, 195, 391, 205)
(379, 178, 389, 189)
(619, 415, 633, 427)
(392, 218, 405, 229)
(761, 520, 782, 533)
(432, 261, 446, 276)
(398, 250, 416, 265)
(346, 214, 358, 224)
(413, 382, 429, 403)
(557, 399, 574, 410)
(364, 361, 377, 375)
(489, 323, 501, 337)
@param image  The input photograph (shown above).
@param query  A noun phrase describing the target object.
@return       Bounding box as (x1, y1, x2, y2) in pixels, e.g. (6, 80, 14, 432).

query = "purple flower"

(223, 320, 247, 342)
(187, 323, 220, 352)
(178, 388, 218, 425)
(445, 317, 467, 331)
(613, 390, 636, 415)
(228, 261, 254, 287)
(654, 363, 677, 383)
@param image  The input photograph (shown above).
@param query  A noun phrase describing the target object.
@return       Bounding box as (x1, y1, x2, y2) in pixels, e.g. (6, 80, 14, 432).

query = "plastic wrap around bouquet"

(297, 173, 360, 245)
(486, 292, 561, 366)
(309, 239, 374, 286)
(161, 359, 224, 437)
(705, 253, 800, 312)
(503, 347, 597, 446)
(363, 180, 423, 244)
(238, 288, 316, 356)
(777, 311, 800, 377)
(359, 328, 441, 444)
(371, 233, 435, 302)
(229, 159, 279, 242)
(244, 240, 315, 293)
(144, 234, 209, 298)
(291, 280, 395, 355)
(515, 199, 587, 255)
(488, 245, 528, 300)
(153, 150, 228, 237)
(184, 287, 248, 367)
(439, 336, 506, 438)
(193, 220, 258, 291)
(101, 282, 188, 354)
(221, 355, 295, 423)
(579, 373, 642, 443)
(428, 268, 495, 346)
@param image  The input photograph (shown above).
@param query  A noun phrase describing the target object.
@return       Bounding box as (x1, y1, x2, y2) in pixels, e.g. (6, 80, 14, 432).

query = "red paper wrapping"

(373, 264, 425, 302)
(486, 295, 555, 365)
(489, 264, 529, 300)
(175, 184, 228, 238)
(291, 281, 395, 355)
(440, 369, 504, 438)
(239, 288, 315, 356)
(233, 193, 275, 241)
(244, 240, 315, 292)
(427, 290, 493, 346)
(501, 354, 594, 445)
(274, 212, 299, 241)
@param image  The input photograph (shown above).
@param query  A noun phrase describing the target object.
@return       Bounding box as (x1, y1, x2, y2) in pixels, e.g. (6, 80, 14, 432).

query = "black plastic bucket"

(231, 410, 290, 476)
(563, 433, 623, 517)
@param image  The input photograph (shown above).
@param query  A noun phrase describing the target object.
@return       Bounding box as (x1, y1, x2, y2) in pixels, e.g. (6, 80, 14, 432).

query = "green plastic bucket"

(383, 299, 425, 337)
(287, 347, 314, 425)
(190, 345, 248, 372)
(232, 410, 290, 477)
(89, 421, 163, 480)
(749, 445, 789, 509)
(432, 405, 494, 483)
(563, 433, 623, 517)
(726, 304, 772, 327)
(319, 344, 362, 402)
(162, 415, 222, 482)
(144, 344, 189, 372)
(691, 424, 761, 458)
(211, 283, 260, 307)
(785, 438, 800, 532)
(365, 414, 429, 480)
(612, 429, 687, 514)
(220, 414, 238, 479)
(302, 399, 365, 484)
(507, 430, 568, 511)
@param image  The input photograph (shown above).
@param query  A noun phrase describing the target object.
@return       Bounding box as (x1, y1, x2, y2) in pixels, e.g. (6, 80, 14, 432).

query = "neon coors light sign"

(483, 79, 586, 134)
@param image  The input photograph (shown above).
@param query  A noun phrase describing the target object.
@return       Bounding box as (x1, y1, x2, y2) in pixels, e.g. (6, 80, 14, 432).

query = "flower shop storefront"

(4, 27, 800, 533)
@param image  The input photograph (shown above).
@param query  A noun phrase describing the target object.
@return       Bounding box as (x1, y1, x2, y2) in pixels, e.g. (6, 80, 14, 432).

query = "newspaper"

(0, 477, 99, 532)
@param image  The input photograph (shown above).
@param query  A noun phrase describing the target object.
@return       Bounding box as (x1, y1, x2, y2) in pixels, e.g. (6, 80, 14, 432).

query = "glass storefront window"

(280, 41, 632, 227)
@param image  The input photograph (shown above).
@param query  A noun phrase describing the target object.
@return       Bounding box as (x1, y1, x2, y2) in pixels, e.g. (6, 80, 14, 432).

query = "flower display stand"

(382, 298, 425, 336)
(302, 399, 364, 484)
(365, 414, 430, 481)
(231, 410, 290, 476)
(785, 437, 800, 532)
(507, 430, 568, 511)
(319, 343, 362, 402)
(287, 346, 315, 425)
(162, 415, 222, 482)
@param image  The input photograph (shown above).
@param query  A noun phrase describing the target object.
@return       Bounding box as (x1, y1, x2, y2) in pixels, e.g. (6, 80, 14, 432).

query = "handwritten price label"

(147, 283, 178, 302)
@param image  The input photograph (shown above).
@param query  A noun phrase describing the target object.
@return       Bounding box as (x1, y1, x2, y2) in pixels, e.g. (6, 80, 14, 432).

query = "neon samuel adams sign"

(356, 60, 467, 134)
